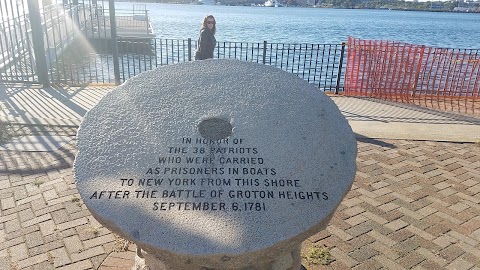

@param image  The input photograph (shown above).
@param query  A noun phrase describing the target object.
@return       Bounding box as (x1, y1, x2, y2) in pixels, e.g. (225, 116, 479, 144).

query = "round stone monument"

(74, 59, 357, 270)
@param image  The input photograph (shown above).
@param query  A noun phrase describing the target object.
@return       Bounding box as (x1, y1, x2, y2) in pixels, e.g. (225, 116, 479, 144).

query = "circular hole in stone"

(198, 118, 233, 141)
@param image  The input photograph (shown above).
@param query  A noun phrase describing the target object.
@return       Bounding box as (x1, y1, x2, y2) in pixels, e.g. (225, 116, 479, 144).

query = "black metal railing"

(0, 2, 91, 84)
(0, 1, 35, 82)
(74, 38, 346, 93)
(1, 2, 346, 93)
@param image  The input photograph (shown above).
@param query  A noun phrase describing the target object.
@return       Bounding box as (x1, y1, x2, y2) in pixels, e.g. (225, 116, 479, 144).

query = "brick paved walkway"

(1, 132, 479, 269)
(303, 139, 480, 270)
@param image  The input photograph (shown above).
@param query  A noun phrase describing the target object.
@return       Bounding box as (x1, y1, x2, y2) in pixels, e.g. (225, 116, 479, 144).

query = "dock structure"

(84, 5, 155, 53)
(86, 4, 154, 38)
(85, 11, 155, 39)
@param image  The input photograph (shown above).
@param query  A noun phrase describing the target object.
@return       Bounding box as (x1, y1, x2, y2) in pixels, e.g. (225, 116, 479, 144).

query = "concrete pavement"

(331, 96, 480, 143)
(1, 83, 479, 143)
(1, 83, 480, 270)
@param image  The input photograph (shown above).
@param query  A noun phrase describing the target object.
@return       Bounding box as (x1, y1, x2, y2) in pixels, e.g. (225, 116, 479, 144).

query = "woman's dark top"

(195, 29, 216, 60)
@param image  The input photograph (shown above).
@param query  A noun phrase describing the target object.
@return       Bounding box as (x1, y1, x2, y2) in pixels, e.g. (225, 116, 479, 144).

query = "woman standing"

(195, 15, 216, 60)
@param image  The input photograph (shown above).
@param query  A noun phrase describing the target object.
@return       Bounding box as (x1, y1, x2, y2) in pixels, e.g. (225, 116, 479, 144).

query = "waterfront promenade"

(1, 83, 480, 269)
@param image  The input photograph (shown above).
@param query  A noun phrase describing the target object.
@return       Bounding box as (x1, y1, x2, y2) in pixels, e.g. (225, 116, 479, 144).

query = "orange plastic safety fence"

(344, 37, 480, 115)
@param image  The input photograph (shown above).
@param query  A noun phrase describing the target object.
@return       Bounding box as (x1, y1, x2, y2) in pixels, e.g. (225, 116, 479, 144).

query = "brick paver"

(303, 139, 480, 270)
(1, 129, 480, 269)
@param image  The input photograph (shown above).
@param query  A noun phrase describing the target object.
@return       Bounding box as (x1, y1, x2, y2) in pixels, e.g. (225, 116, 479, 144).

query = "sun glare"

(49, 4, 97, 54)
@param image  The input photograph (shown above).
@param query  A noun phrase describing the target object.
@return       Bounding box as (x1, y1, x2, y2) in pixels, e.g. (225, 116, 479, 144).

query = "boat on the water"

(264, 0, 282, 7)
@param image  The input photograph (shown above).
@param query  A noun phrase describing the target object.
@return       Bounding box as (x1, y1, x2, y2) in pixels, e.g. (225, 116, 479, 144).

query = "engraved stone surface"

(74, 59, 357, 270)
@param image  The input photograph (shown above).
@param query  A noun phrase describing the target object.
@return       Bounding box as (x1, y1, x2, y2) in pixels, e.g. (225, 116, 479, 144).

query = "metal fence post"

(145, 10, 149, 34)
(262, 41, 267, 64)
(72, 0, 80, 26)
(335, 42, 346, 94)
(27, 0, 50, 87)
(188, 38, 192, 61)
(108, 0, 121, 85)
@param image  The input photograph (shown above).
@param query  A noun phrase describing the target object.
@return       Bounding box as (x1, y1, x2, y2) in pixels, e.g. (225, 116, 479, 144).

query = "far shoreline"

(113, 0, 480, 14)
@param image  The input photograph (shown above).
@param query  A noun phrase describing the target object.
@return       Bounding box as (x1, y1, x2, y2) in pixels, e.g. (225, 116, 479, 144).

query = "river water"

(114, 2, 480, 49)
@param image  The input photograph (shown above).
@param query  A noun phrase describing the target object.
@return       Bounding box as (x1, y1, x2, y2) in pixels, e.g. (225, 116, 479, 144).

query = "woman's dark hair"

(201, 15, 216, 35)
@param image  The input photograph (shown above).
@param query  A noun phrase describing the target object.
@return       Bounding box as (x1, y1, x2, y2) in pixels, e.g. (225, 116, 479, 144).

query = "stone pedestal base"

(79, 60, 356, 270)
(133, 246, 303, 270)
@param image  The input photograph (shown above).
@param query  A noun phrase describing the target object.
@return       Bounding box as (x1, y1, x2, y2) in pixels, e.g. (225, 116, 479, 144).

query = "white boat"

(198, 0, 216, 5)
(264, 0, 274, 7)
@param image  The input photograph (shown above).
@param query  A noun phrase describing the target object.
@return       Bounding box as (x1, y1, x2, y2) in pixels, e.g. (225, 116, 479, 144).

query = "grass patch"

(114, 235, 130, 252)
(32, 179, 45, 187)
(303, 245, 334, 266)
(86, 226, 100, 237)
(0, 120, 15, 145)
(72, 196, 82, 207)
